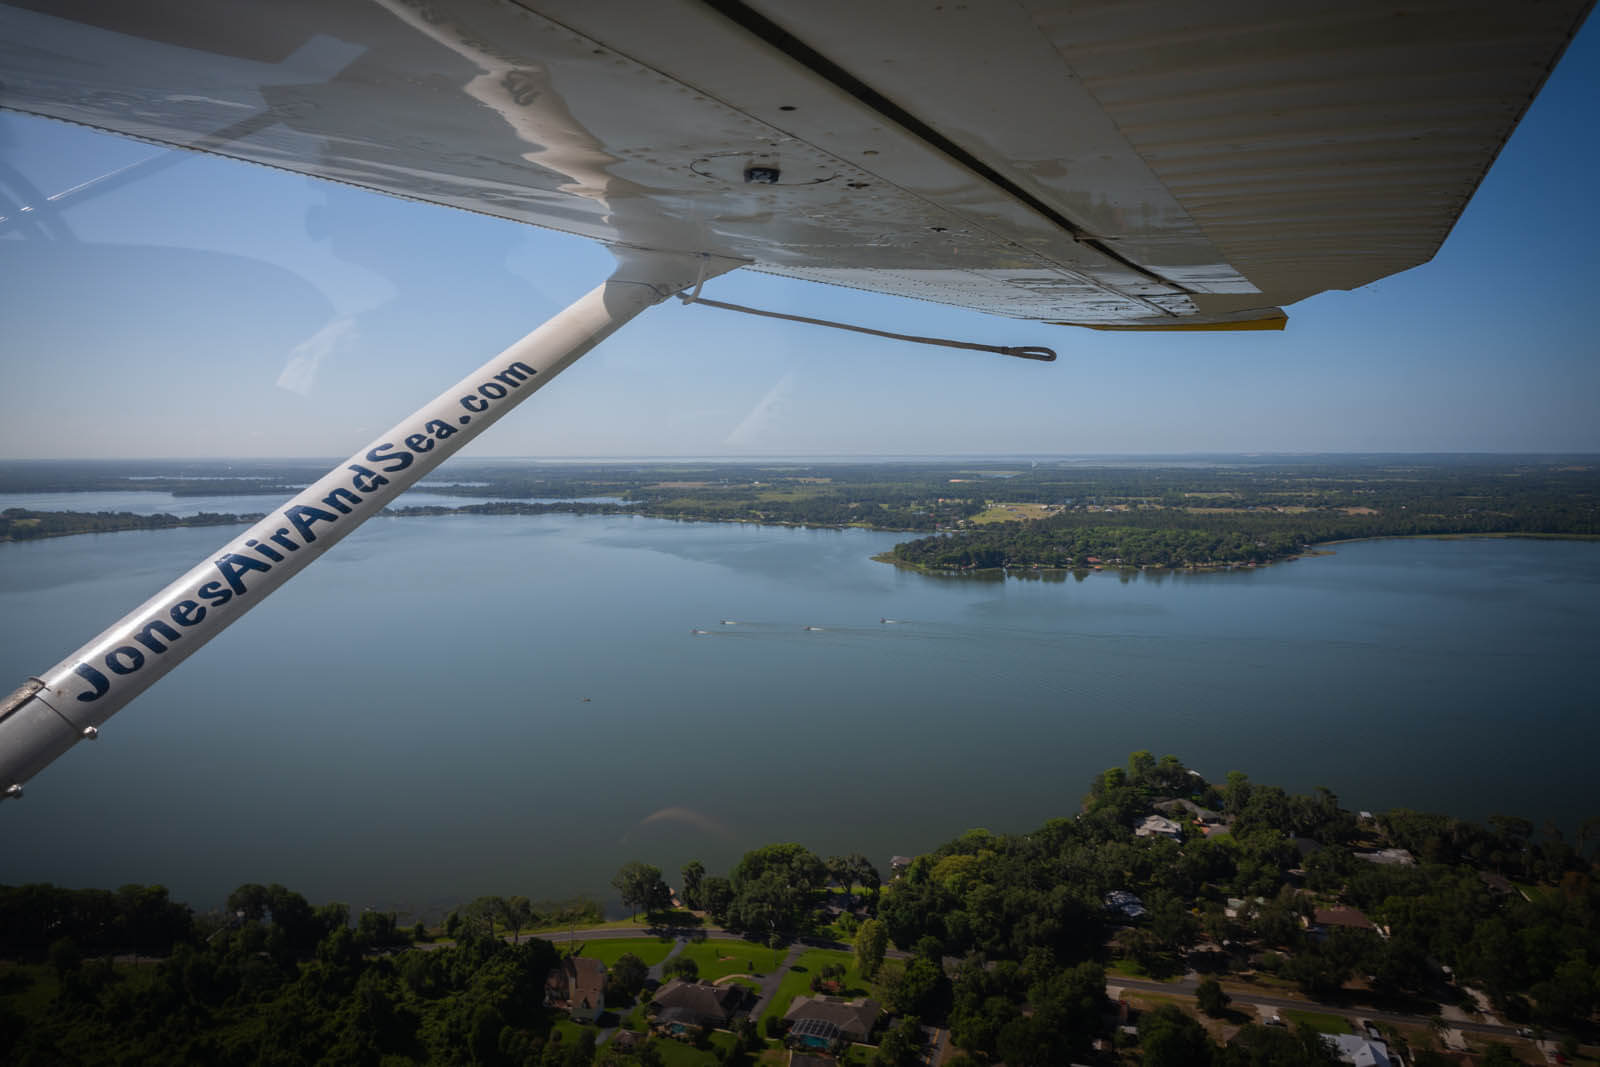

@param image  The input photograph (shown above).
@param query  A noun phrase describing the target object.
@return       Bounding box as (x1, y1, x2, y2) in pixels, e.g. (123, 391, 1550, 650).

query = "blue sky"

(1, 16, 1595, 460)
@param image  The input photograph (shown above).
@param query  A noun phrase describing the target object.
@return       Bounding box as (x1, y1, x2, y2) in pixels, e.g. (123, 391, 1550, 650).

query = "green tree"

(1217, 1024, 1341, 1066)
(1139, 1003, 1214, 1067)
(1197, 976, 1230, 1017)
(608, 952, 649, 1000)
(854, 918, 888, 979)
(875, 1016, 923, 1066)
(681, 860, 706, 910)
(702, 876, 734, 923)
(887, 956, 948, 1019)
(501, 896, 533, 943)
(612, 862, 668, 921)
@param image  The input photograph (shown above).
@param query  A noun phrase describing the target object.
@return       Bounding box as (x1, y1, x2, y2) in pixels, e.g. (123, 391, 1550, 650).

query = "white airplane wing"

(2, 0, 1588, 329)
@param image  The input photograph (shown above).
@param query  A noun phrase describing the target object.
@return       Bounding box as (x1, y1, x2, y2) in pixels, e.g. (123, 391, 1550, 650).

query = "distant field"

(970, 502, 1055, 524)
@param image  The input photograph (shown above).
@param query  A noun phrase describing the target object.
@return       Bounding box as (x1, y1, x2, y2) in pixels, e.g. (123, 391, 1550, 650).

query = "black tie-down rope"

(677, 292, 1056, 362)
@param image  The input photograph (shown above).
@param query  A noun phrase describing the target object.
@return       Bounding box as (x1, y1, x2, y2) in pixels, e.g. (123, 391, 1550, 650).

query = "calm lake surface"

(0, 491, 622, 515)
(2, 513, 1596, 918)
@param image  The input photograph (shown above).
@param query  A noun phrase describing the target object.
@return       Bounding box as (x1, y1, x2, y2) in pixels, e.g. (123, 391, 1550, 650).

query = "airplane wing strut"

(0, 249, 740, 798)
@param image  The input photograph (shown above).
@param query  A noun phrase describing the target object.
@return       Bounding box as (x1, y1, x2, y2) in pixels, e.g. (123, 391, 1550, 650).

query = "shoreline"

(6, 503, 1598, 557)
(873, 531, 1600, 578)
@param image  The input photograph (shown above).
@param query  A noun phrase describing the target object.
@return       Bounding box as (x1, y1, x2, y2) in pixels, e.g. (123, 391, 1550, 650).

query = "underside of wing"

(0, 0, 1588, 328)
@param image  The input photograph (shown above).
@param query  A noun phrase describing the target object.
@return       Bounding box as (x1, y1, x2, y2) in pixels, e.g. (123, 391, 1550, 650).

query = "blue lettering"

(285, 504, 340, 544)
(479, 382, 508, 400)
(214, 552, 272, 596)
(348, 464, 389, 494)
(405, 432, 433, 453)
(246, 538, 284, 563)
(322, 487, 361, 514)
(367, 442, 412, 473)
(73, 662, 110, 702)
(492, 361, 535, 388)
(106, 647, 144, 675)
(170, 599, 206, 627)
(197, 581, 232, 608)
(132, 619, 181, 654)
(426, 419, 458, 441)
(461, 395, 488, 413)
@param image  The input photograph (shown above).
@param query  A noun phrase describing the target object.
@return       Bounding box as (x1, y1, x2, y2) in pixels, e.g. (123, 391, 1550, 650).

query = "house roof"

(1135, 814, 1183, 837)
(1323, 1033, 1392, 1067)
(651, 979, 742, 1025)
(784, 995, 882, 1038)
(790, 1018, 842, 1044)
(566, 956, 605, 1009)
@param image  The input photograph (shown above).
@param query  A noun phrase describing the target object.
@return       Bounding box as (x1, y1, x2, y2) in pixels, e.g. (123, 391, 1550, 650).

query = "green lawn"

(547, 1019, 590, 1050)
(1282, 1009, 1353, 1034)
(1107, 959, 1182, 982)
(676, 938, 776, 982)
(759, 948, 865, 1025)
(649, 1036, 722, 1066)
(569, 937, 677, 967)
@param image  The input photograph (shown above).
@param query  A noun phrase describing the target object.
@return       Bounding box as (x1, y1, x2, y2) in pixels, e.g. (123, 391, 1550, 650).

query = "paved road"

(535, 924, 732, 944)
(748, 942, 806, 1021)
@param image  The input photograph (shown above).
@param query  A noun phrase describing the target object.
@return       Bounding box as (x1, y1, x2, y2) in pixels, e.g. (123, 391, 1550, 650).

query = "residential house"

(1322, 1033, 1393, 1067)
(1309, 906, 1383, 940)
(545, 955, 606, 1022)
(783, 995, 882, 1049)
(649, 979, 745, 1036)
(1135, 813, 1183, 840)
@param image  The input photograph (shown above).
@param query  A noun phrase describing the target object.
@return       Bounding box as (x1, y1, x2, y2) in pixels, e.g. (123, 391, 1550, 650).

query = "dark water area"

(1, 512, 1595, 919)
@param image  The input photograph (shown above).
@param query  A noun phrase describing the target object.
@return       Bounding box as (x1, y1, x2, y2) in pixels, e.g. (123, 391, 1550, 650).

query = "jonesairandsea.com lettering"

(69, 360, 538, 703)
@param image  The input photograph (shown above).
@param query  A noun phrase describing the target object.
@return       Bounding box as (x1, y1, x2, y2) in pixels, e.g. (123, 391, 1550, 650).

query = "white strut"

(0, 249, 741, 798)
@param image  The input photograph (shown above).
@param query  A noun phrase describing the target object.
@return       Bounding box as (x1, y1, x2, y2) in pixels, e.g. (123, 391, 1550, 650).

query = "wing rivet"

(4, 784, 21, 799)
(82, 726, 99, 740)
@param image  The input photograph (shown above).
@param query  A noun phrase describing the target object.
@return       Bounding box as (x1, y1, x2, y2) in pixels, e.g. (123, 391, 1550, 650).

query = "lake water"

(2, 513, 1596, 919)
(0, 491, 623, 515)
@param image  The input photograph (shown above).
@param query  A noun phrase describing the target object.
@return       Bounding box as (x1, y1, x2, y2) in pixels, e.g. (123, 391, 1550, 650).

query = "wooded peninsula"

(3, 753, 1596, 1066)
(2, 457, 1597, 574)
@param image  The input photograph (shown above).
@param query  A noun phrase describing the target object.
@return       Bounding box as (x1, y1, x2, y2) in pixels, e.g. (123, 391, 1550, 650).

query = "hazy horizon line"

(3, 450, 1597, 467)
